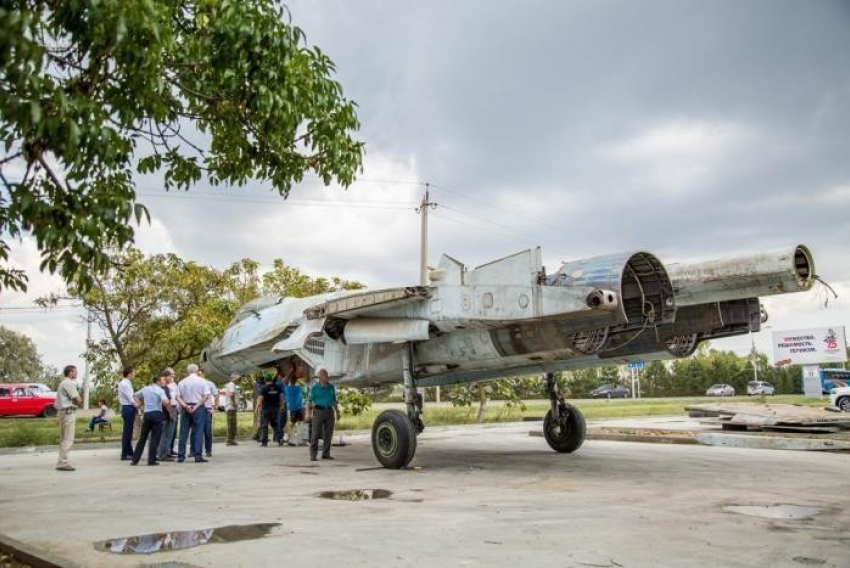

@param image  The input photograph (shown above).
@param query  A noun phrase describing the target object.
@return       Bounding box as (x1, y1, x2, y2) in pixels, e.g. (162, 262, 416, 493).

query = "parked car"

(27, 382, 55, 395)
(829, 387, 850, 412)
(0, 384, 57, 417)
(706, 384, 735, 397)
(747, 381, 775, 396)
(590, 383, 630, 399)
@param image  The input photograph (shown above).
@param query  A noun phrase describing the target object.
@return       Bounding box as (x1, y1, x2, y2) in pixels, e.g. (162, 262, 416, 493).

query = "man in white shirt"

(176, 364, 210, 463)
(55, 365, 82, 471)
(117, 366, 139, 461)
(224, 373, 241, 446)
(199, 369, 217, 457)
(157, 367, 179, 461)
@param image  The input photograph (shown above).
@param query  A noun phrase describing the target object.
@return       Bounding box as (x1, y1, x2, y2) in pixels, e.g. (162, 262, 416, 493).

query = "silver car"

(706, 383, 735, 397)
(747, 381, 775, 395)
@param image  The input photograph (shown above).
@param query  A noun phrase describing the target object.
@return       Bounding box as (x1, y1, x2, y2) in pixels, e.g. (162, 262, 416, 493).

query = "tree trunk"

(476, 383, 487, 423)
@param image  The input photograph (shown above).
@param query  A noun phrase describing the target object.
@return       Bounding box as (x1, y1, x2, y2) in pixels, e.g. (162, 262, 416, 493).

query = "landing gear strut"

(371, 345, 422, 469)
(542, 372, 586, 453)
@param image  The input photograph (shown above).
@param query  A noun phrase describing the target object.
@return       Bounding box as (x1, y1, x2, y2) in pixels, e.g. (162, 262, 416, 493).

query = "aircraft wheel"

(372, 409, 418, 469)
(543, 405, 586, 453)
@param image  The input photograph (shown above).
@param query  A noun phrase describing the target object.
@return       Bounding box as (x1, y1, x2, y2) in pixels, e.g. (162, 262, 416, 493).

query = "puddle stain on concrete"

(96, 523, 280, 555)
(722, 504, 823, 520)
(792, 557, 826, 565)
(315, 489, 393, 501)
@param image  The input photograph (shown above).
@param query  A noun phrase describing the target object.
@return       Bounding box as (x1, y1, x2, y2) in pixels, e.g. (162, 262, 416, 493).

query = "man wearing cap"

(55, 365, 83, 471)
(224, 373, 242, 446)
(176, 364, 210, 463)
(130, 373, 170, 466)
(306, 367, 341, 461)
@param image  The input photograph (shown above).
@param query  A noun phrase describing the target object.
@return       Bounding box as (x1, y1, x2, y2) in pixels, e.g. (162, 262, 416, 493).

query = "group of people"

(53, 358, 341, 471)
(253, 361, 341, 461)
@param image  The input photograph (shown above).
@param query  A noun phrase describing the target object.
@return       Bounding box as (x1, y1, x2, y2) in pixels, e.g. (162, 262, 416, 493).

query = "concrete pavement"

(0, 422, 848, 567)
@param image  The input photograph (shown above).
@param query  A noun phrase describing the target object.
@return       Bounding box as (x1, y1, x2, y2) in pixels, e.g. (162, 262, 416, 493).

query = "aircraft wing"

(303, 286, 433, 320)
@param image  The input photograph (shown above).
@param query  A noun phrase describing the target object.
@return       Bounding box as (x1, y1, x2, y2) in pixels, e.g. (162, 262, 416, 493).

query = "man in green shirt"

(306, 367, 341, 461)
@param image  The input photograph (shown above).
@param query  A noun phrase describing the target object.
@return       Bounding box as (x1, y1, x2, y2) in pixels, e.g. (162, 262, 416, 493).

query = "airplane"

(201, 244, 816, 468)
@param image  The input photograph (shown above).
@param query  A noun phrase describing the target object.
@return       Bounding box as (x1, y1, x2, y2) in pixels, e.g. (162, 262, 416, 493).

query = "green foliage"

(0, 0, 364, 292)
(337, 387, 371, 417)
(0, 325, 44, 381)
(68, 248, 363, 389)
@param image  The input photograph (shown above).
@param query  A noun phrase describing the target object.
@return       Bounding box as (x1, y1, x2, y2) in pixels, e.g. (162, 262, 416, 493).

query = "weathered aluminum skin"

(667, 245, 814, 306)
(201, 244, 816, 389)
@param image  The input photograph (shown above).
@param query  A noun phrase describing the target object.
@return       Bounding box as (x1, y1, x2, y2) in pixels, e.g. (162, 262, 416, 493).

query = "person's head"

(186, 363, 199, 375)
(230, 373, 241, 383)
(63, 365, 77, 379)
(122, 365, 135, 379)
(98, 398, 106, 406)
(161, 367, 175, 383)
(316, 367, 330, 385)
(152, 375, 163, 386)
(197, 368, 205, 377)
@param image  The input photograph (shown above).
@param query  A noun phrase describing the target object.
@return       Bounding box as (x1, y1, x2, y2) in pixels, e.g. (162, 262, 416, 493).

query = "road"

(0, 421, 847, 567)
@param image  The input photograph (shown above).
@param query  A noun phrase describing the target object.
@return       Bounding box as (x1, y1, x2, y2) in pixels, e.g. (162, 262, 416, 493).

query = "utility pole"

(83, 308, 92, 410)
(417, 184, 437, 286)
(416, 184, 437, 401)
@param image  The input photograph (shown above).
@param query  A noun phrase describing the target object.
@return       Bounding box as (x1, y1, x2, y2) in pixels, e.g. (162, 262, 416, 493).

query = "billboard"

(772, 326, 847, 366)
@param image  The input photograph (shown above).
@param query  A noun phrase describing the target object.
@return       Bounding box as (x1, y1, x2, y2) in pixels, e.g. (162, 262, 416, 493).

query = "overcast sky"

(2, 0, 849, 376)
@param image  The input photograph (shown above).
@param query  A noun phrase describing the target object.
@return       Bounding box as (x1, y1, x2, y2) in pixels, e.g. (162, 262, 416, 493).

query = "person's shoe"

(322, 455, 334, 460)
(148, 462, 160, 466)
(167, 453, 177, 458)
(260, 443, 268, 447)
(225, 441, 238, 446)
(120, 456, 131, 461)
(195, 457, 208, 463)
(277, 440, 284, 447)
(160, 456, 175, 462)
(177, 458, 185, 463)
(205, 451, 212, 457)
(286, 442, 297, 447)
(130, 461, 139, 466)
(310, 456, 318, 462)
(55, 464, 75, 472)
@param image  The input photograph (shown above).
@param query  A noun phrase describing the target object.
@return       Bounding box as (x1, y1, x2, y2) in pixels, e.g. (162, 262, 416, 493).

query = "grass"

(0, 394, 827, 448)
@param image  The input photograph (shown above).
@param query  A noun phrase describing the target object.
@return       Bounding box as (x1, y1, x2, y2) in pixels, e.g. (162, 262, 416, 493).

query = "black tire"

(837, 397, 850, 412)
(543, 405, 586, 453)
(42, 406, 57, 418)
(371, 409, 418, 469)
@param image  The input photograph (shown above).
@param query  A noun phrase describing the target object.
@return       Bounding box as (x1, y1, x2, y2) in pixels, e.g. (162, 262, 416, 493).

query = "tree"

(70, 249, 363, 388)
(0, 1, 364, 292)
(0, 325, 44, 381)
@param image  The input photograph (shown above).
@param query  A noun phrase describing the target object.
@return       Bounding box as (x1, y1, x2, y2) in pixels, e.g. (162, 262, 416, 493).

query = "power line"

(429, 183, 626, 252)
(430, 210, 536, 245)
(136, 191, 416, 210)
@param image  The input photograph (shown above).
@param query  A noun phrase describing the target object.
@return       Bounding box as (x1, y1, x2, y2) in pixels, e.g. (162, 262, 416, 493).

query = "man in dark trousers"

(117, 365, 138, 461)
(130, 372, 169, 466)
(255, 373, 284, 447)
(306, 367, 341, 461)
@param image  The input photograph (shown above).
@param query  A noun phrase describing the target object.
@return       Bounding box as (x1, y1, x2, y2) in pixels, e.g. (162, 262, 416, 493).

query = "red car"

(0, 384, 57, 417)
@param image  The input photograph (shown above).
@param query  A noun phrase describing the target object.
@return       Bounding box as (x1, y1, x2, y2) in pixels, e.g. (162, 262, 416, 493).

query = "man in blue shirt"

(131, 372, 170, 466)
(283, 372, 306, 446)
(306, 367, 341, 461)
